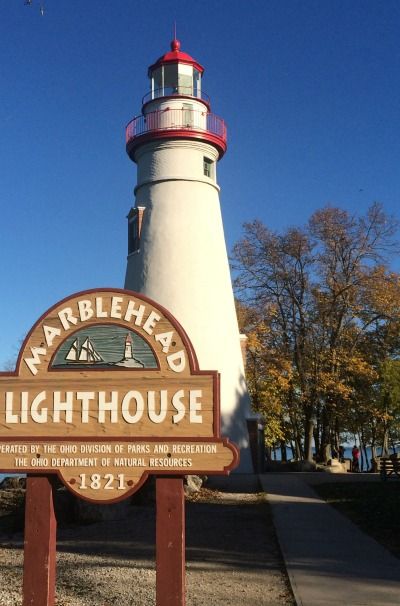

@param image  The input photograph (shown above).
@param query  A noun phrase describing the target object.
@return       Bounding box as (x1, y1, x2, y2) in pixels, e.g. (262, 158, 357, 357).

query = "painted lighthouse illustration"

(124, 38, 254, 471)
(116, 333, 144, 368)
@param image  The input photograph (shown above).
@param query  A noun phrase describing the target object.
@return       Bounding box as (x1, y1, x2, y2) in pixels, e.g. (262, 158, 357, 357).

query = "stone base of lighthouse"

(125, 139, 255, 472)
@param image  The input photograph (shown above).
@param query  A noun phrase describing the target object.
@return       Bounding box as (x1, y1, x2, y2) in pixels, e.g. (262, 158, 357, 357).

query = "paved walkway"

(260, 473, 400, 605)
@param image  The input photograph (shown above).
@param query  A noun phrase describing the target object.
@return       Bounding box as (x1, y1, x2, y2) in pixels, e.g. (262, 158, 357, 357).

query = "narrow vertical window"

(203, 157, 213, 178)
(127, 207, 145, 254)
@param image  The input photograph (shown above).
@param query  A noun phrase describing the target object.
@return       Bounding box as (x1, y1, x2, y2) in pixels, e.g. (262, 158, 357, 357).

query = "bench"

(380, 458, 400, 480)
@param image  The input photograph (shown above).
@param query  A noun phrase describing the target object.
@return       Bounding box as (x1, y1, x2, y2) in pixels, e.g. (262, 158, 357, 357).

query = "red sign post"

(0, 289, 239, 605)
(23, 475, 57, 606)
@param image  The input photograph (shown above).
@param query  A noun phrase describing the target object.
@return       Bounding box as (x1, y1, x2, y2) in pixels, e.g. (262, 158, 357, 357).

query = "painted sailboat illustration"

(65, 337, 104, 364)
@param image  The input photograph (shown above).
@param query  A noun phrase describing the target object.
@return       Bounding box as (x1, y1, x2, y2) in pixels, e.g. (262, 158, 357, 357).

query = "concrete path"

(260, 473, 400, 606)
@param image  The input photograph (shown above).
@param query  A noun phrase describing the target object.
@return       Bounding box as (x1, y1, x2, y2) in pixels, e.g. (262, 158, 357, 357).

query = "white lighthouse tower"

(124, 38, 254, 472)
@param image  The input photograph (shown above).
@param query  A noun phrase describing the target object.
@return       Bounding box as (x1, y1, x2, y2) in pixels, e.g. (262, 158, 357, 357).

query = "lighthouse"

(124, 39, 254, 472)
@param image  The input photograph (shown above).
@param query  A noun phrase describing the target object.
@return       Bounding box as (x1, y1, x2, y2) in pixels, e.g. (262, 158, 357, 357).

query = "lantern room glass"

(151, 67, 162, 98)
(150, 64, 202, 99)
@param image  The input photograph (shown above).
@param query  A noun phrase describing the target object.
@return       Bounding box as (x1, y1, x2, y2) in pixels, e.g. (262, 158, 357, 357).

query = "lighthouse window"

(128, 217, 140, 254)
(203, 157, 214, 178)
(152, 67, 163, 98)
(127, 207, 145, 254)
(178, 73, 192, 95)
(164, 64, 179, 93)
(178, 64, 194, 95)
(193, 69, 201, 97)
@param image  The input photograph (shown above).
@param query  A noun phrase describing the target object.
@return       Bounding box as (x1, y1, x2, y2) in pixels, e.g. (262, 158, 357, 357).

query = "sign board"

(0, 289, 239, 501)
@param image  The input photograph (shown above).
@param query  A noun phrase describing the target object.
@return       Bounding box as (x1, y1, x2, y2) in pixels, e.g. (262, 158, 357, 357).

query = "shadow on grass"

(313, 481, 400, 559)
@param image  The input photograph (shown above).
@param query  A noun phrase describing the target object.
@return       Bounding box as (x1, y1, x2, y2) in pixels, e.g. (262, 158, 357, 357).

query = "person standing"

(352, 445, 360, 472)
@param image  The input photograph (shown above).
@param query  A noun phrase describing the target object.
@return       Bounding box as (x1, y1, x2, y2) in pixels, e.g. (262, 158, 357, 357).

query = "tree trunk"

(325, 443, 333, 462)
(289, 414, 303, 459)
(313, 426, 320, 457)
(304, 410, 314, 462)
(360, 428, 369, 471)
(334, 418, 341, 453)
(319, 414, 331, 463)
(382, 425, 389, 457)
(295, 437, 303, 460)
(371, 426, 377, 460)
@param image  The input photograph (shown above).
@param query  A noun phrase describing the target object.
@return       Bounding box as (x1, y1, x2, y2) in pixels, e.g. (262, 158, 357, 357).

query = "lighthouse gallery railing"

(125, 108, 227, 145)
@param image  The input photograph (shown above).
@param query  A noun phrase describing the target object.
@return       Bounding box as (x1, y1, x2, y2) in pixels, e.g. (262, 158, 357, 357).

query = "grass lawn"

(313, 481, 400, 559)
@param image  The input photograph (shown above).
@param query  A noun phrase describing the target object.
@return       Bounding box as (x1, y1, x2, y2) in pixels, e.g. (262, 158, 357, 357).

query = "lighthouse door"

(182, 103, 194, 127)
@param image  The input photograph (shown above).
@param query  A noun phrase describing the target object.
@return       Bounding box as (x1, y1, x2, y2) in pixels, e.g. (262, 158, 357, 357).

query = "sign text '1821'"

(78, 473, 126, 490)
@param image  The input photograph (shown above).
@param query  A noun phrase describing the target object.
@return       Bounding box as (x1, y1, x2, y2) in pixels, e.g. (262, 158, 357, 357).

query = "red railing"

(125, 108, 227, 146)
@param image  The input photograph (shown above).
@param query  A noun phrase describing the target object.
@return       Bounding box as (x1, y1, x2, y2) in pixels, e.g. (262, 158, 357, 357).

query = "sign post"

(23, 475, 57, 606)
(156, 477, 185, 606)
(0, 289, 239, 604)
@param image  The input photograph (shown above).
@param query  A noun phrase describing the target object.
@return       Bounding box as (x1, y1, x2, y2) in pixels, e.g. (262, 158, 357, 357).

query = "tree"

(233, 203, 400, 462)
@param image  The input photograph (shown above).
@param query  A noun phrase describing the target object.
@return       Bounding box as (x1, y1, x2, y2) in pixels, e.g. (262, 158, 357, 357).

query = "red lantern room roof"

(148, 39, 205, 75)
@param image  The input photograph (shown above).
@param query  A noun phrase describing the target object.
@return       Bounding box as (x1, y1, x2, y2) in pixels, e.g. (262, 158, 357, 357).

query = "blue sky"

(1, 0, 400, 369)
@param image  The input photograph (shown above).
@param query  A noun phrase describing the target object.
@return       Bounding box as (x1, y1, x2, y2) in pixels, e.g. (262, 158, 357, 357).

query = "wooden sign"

(0, 289, 239, 501)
